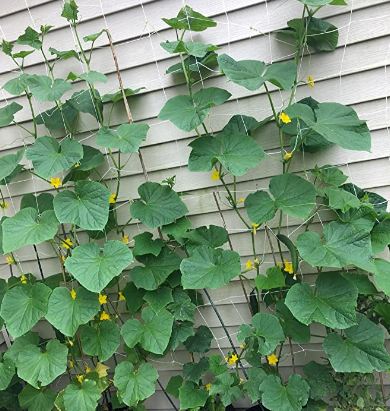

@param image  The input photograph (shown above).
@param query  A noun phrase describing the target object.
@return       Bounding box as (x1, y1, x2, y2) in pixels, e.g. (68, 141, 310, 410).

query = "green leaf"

(1, 39, 13, 56)
(18, 385, 56, 411)
(13, 50, 35, 59)
(185, 224, 228, 252)
(183, 325, 213, 353)
(3, 74, 29, 96)
(218, 54, 296, 91)
(102, 87, 144, 103)
(188, 133, 265, 176)
(67, 90, 103, 121)
(245, 174, 316, 224)
(65, 240, 133, 293)
(80, 321, 120, 362)
(61, 0, 79, 21)
(0, 148, 24, 182)
(130, 182, 188, 229)
(166, 51, 218, 74)
(183, 357, 209, 383)
(373, 258, 390, 297)
(21, 193, 54, 213)
(275, 301, 311, 343)
(77, 145, 104, 171)
(371, 217, 390, 254)
(166, 375, 183, 399)
(0, 102, 23, 127)
(298, 0, 346, 5)
(49, 48, 80, 60)
(305, 400, 330, 411)
(255, 267, 285, 290)
(178, 382, 208, 410)
(36, 102, 78, 131)
(0, 357, 14, 390)
(46, 286, 100, 336)
(63, 380, 101, 411)
(96, 124, 149, 153)
(158, 87, 231, 132)
(122, 282, 145, 314)
(323, 313, 390, 372)
(169, 321, 194, 351)
(131, 246, 181, 290)
(260, 374, 310, 411)
(324, 186, 360, 212)
(208, 355, 229, 375)
(78, 71, 107, 85)
(144, 287, 173, 313)
(222, 114, 267, 136)
(181, 245, 241, 289)
(161, 40, 219, 57)
(297, 221, 374, 272)
(26, 136, 83, 179)
(17, 27, 42, 49)
(238, 313, 285, 356)
(53, 181, 111, 230)
(115, 362, 158, 407)
(285, 272, 357, 329)
(303, 361, 336, 400)
(311, 164, 347, 186)
(162, 6, 216, 32)
(83, 30, 104, 42)
(121, 307, 173, 354)
(162, 216, 192, 243)
(17, 340, 68, 388)
(0, 282, 51, 338)
(244, 367, 267, 403)
(342, 273, 378, 295)
(25, 75, 72, 102)
(133, 232, 164, 257)
(168, 288, 196, 322)
(209, 372, 244, 406)
(3, 331, 39, 364)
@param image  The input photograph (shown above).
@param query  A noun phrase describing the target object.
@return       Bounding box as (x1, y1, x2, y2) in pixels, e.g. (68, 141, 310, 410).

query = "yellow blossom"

(70, 289, 76, 300)
(228, 354, 239, 365)
(246, 260, 253, 270)
(109, 193, 116, 204)
(61, 255, 66, 262)
(20, 275, 27, 284)
(239, 344, 245, 349)
(76, 375, 84, 383)
(254, 258, 259, 264)
(6, 256, 14, 265)
(122, 234, 129, 244)
(283, 258, 294, 275)
(85, 365, 92, 374)
(284, 152, 292, 160)
(50, 177, 62, 189)
(69, 360, 74, 368)
(61, 238, 73, 249)
(68, 340, 74, 347)
(118, 291, 126, 301)
(0, 201, 8, 209)
(251, 222, 259, 236)
(100, 311, 110, 321)
(240, 378, 244, 383)
(267, 353, 278, 366)
(277, 262, 281, 267)
(211, 170, 220, 181)
(98, 294, 107, 305)
(206, 383, 211, 391)
(279, 112, 291, 124)
(307, 76, 314, 87)
(238, 198, 244, 204)
(74, 163, 80, 168)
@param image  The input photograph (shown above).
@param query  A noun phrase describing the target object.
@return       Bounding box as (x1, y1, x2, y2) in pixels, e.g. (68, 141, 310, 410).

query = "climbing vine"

(0, 0, 389, 411)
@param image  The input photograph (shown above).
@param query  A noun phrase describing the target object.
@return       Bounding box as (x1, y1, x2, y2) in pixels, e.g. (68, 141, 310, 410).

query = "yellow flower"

(99, 294, 107, 305)
(61, 238, 73, 249)
(206, 383, 211, 391)
(109, 193, 116, 204)
(267, 353, 278, 366)
(118, 291, 126, 301)
(211, 170, 220, 181)
(74, 163, 80, 168)
(122, 234, 129, 244)
(283, 258, 294, 275)
(85, 365, 92, 374)
(277, 262, 281, 267)
(251, 222, 259, 236)
(284, 152, 292, 160)
(238, 198, 244, 203)
(68, 340, 74, 347)
(20, 275, 27, 284)
(6, 256, 14, 265)
(239, 344, 245, 349)
(70, 289, 76, 300)
(50, 177, 62, 189)
(228, 354, 239, 365)
(61, 255, 66, 262)
(0, 201, 8, 209)
(76, 375, 84, 383)
(69, 360, 74, 368)
(254, 258, 259, 264)
(246, 260, 253, 270)
(100, 311, 110, 321)
(279, 112, 291, 124)
(240, 378, 244, 383)
(94, 362, 109, 378)
(307, 76, 314, 87)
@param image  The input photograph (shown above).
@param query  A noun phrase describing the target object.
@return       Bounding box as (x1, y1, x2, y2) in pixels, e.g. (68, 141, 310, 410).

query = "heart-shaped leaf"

(255, 267, 285, 290)
(25, 75, 72, 102)
(18, 385, 56, 411)
(0, 102, 23, 127)
(162, 6, 216, 32)
(0, 148, 24, 181)
(0, 357, 14, 390)
(17, 27, 42, 49)
(63, 380, 101, 411)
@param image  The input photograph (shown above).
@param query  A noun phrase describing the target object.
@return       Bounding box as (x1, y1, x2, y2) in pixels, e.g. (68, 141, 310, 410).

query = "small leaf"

(49, 48, 80, 60)
(244, 367, 267, 403)
(178, 382, 208, 410)
(17, 27, 42, 49)
(311, 164, 347, 186)
(78, 71, 107, 84)
(371, 217, 390, 254)
(83, 30, 104, 42)
(0, 357, 14, 390)
(61, 0, 79, 21)
(209, 372, 244, 406)
(161, 40, 219, 57)
(18, 385, 56, 411)
(144, 287, 173, 313)
(63, 380, 101, 411)
(67, 90, 103, 121)
(166, 375, 183, 398)
(96, 124, 149, 153)
(208, 355, 229, 375)
(0, 102, 23, 127)
(162, 6, 216, 32)
(0, 148, 24, 181)
(324, 186, 360, 213)
(255, 267, 285, 290)
(21, 193, 54, 213)
(77, 145, 104, 171)
(122, 282, 145, 314)
(342, 273, 378, 295)
(102, 87, 144, 103)
(183, 357, 209, 383)
(25, 75, 72, 102)
(3, 74, 29, 96)
(183, 325, 213, 353)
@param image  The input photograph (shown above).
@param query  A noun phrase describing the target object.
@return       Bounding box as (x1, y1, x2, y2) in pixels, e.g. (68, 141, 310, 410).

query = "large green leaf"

(0, 102, 23, 127)
(0, 148, 24, 181)
(25, 75, 72, 102)
(255, 267, 285, 290)
(168, 288, 196, 321)
(17, 27, 42, 49)
(218, 53, 297, 91)
(297, 221, 374, 272)
(324, 186, 360, 213)
(53, 181, 111, 230)
(158, 87, 231, 132)
(21, 193, 54, 213)
(188, 133, 265, 176)
(114, 362, 158, 407)
(185, 224, 228, 253)
(183, 357, 209, 383)
(45, 286, 100, 336)
(303, 362, 336, 400)
(0, 356, 14, 390)
(26, 136, 83, 179)
(3, 74, 29, 96)
(180, 245, 241, 289)
(3, 331, 39, 364)
(238, 313, 285, 356)
(285, 272, 358, 329)
(183, 325, 213, 353)
(275, 301, 311, 343)
(131, 246, 182, 290)
(96, 124, 150, 153)
(130, 182, 188, 229)
(323, 313, 390, 372)
(162, 6, 216, 32)
(245, 174, 316, 223)
(169, 321, 195, 351)
(0, 283, 51, 338)
(373, 258, 390, 297)
(77, 145, 104, 171)
(35, 102, 78, 131)
(63, 380, 101, 411)
(284, 102, 371, 152)
(80, 321, 120, 362)
(260, 374, 310, 411)
(178, 382, 208, 410)
(18, 385, 56, 411)
(161, 40, 219, 57)
(371, 217, 390, 254)
(243, 367, 267, 403)
(67, 90, 102, 121)
(65, 240, 133, 293)
(121, 306, 173, 354)
(2, 208, 59, 253)
(132, 232, 164, 257)
(209, 372, 244, 406)
(17, 340, 68, 388)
